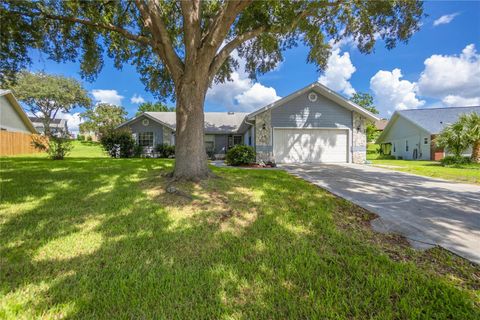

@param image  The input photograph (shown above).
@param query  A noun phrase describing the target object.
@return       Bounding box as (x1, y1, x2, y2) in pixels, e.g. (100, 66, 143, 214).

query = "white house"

(376, 106, 480, 160)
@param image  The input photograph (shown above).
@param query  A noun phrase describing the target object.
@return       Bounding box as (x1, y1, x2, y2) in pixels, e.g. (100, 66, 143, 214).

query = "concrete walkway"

(281, 163, 480, 264)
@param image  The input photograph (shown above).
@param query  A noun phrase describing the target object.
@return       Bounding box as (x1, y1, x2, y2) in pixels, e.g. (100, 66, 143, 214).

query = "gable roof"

(246, 82, 380, 121)
(28, 116, 68, 128)
(374, 119, 388, 131)
(0, 89, 37, 133)
(377, 106, 480, 142)
(118, 112, 249, 134)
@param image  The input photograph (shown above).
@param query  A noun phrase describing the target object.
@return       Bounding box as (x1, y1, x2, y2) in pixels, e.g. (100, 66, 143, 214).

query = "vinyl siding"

(271, 91, 353, 129)
(127, 115, 165, 145)
(0, 96, 31, 133)
(381, 116, 431, 160)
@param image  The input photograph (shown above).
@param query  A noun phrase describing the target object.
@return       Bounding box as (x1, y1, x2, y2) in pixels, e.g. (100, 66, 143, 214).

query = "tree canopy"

(1, 0, 424, 179)
(80, 103, 128, 135)
(136, 101, 174, 116)
(8, 71, 91, 136)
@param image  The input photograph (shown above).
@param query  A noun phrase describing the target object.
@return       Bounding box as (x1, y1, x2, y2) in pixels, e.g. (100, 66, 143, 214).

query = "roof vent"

(228, 112, 234, 115)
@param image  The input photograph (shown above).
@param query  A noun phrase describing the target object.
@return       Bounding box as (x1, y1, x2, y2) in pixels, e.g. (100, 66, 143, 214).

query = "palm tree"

(436, 121, 469, 159)
(459, 112, 480, 163)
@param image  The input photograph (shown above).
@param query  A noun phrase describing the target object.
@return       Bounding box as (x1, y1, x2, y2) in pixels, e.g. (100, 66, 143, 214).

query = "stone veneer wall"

(352, 112, 367, 163)
(254, 110, 273, 162)
(162, 126, 172, 145)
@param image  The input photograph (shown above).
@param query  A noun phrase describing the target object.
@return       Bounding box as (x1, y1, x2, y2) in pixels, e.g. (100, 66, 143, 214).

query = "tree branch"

(10, 9, 152, 46)
(200, 0, 253, 61)
(134, 0, 184, 83)
(208, 26, 265, 80)
(180, 0, 202, 67)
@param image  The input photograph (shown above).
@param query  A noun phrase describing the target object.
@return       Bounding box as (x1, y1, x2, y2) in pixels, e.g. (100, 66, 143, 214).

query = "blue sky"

(26, 1, 480, 131)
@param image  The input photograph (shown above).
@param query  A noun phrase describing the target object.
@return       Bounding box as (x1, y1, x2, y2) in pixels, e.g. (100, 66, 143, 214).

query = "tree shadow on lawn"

(0, 159, 478, 319)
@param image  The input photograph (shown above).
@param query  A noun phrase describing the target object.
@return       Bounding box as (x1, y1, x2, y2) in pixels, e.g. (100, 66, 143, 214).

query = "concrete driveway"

(281, 163, 480, 264)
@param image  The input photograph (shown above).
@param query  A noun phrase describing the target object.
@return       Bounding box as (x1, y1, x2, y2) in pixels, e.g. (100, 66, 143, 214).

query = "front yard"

(368, 144, 480, 184)
(1, 143, 479, 319)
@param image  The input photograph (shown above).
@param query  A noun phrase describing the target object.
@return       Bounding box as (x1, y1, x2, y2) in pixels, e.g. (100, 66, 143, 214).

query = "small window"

(233, 135, 242, 145)
(405, 140, 409, 152)
(248, 136, 252, 146)
(393, 143, 396, 153)
(138, 132, 154, 147)
(424, 137, 428, 144)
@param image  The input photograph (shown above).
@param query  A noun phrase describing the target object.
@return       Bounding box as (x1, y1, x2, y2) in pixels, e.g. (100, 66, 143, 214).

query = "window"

(424, 137, 428, 144)
(405, 140, 409, 152)
(233, 135, 242, 145)
(248, 136, 252, 146)
(393, 143, 396, 153)
(138, 132, 153, 147)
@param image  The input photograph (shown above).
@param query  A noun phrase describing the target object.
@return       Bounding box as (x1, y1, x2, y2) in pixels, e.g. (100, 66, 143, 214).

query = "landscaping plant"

(155, 144, 175, 158)
(31, 135, 73, 160)
(226, 145, 256, 166)
(100, 128, 137, 158)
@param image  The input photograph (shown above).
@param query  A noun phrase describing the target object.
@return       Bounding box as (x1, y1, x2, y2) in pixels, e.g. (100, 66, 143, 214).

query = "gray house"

(118, 82, 379, 163)
(0, 89, 37, 134)
(28, 117, 69, 136)
(377, 106, 480, 161)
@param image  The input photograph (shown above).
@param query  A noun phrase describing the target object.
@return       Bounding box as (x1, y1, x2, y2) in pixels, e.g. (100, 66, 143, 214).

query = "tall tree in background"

(1, 0, 423, 180)
(8, 71, 91, 136)
(350, 92, 380, 142)
(80, 103, 128, 136)
(136, 101, 174, 116)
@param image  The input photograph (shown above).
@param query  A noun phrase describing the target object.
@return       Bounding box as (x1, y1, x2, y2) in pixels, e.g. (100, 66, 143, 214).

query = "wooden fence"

(0, 131, 44, 156)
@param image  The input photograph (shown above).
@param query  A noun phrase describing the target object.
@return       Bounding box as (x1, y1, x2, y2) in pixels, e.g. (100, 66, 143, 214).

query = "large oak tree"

(1, 0, 423, 180)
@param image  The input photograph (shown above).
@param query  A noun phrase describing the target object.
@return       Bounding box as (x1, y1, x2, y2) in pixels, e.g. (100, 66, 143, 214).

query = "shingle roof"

(397, 106, 480, 134)
(28, 116, 64, 125)
(145, 112, 249, 134)
(374, 119, 388, 131)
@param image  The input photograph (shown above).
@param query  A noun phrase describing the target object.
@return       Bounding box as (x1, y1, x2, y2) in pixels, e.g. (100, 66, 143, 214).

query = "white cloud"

(433, 13, 460, 26)
(59, 112, 82, 134)
(318, 47, 356, 96)
(130, 94, 145, 104)
(206, 53, 281, 112)
(370, 68, 425, 114)
(91, 89, 124, 105)
(442, 95, 480, 107)
(417, 44, 480, 103)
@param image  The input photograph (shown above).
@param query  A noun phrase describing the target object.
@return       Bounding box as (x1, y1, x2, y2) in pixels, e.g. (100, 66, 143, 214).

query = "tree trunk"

(173, 75, 210, 181)
(472, 140, 480, 163)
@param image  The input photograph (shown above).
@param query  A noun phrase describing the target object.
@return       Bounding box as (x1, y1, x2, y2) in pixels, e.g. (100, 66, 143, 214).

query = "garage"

(273, 128, 348, 163)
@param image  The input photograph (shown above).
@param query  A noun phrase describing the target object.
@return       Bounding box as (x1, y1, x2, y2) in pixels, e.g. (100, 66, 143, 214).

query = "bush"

(32, 135, 72, 160)
(226, 145, 255, 166)
(440, 156, 472, 166)
(100, 128, 137, 158)
(77, 134, 85, 141)
(155, 143, 175, 158)
(86, 135, 93, 142)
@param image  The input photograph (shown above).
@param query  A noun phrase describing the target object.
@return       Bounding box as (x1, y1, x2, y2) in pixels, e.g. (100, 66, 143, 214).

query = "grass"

(1, 143, 479, 319)
(367, 144, 480, 184)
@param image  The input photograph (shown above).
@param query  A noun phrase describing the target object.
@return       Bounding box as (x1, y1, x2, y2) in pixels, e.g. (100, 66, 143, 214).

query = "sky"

(23, 1, 480, 133)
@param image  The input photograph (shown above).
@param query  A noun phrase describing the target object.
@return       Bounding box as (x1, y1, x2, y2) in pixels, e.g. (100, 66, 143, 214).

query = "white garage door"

(273, 128, 348, 163)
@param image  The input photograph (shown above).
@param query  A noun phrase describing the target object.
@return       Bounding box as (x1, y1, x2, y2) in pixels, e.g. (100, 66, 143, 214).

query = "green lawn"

(1, 143, 479, 319)
(367, 144, 480, 184)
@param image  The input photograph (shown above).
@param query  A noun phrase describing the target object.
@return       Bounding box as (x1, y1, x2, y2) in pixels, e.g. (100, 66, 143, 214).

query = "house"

(117, 82, 379, 163)
(0, 89, 39, 156)
(374, 119, 388, 132)
(28, 116, 69, 136)
(376, 106, 480, 160)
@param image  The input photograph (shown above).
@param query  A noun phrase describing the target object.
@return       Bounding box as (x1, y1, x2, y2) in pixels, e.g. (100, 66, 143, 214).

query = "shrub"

(440, 156, 472, 167)
(32, 135, 72, 160)
(155, 143, 175, 158)
(100, 128, 137, 158)
(226, 145, 255, 166)
(77, 134, 85, 141)
(86, 135, 93, 142)
(133, 144, 144, 158)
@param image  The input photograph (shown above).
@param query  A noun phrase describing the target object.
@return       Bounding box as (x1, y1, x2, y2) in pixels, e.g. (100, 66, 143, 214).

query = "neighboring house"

(28, 116, 69, 136)
(377, 106, 480, 160)
(118, 82, 379, 163)
(374, 119, 388, 132)
(0, 89, 39, 155)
